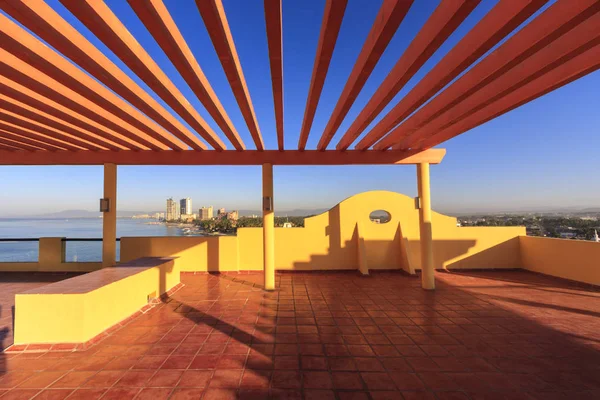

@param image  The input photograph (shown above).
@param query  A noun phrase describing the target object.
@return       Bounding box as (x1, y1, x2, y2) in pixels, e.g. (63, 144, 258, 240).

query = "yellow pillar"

(262, 163, 275, 290)
(417, 162, 435, 290)
(102, 163, 117, 268)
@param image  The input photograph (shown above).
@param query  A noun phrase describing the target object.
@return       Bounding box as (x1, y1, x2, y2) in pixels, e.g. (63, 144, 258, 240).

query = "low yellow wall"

(14, 258, 179, 344)
(120, 236, 239, 272)
(520, 236, 600, 286)
(119, 191, 524, 273)
(0, 237, 102, 272)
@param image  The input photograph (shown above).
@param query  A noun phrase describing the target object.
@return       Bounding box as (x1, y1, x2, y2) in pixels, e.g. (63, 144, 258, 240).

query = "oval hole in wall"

(369, 210, 391, 224)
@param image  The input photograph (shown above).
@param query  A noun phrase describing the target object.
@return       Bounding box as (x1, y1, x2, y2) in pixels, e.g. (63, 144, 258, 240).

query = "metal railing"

(0, 238, 40, 262)
(0, 238, 121, 263)
(0, 238, 40, 242)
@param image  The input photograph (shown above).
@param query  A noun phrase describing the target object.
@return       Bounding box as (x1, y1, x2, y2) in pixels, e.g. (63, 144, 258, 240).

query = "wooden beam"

(0, 50, 173, 151)
(59, 0, 222, 151)
(0, 135, 46, 152)
(0, 129, 67, 151)
(0, 3, 196, 151)
(128, 0, 245, 150)
(264, 0, 284, 151)
(297, 0, 348, 150)
(418, 44, 600, 149)
(0, 109, 106, 151)
(335, 0, 480, 150)
(0, 149, 446, 166)
(0, 77, 149, 151)
(378, 0, 600, 150)
(0, 122, 85, 152)
(0, 94, 127, 151)
(196, 0, 265, 150)
(354, 0, 548, 150)
(0, 143, 19, 151)
(317, 0, 413, 150)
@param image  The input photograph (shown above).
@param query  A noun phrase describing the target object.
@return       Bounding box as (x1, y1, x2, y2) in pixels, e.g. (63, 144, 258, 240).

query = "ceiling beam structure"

(264, 0, 285, 151)
(59, 0, 224, 150)
(0, 79, 148, 151)
(0, 109, 105, 151)
(0, 0, 596, 166)
(377, 0, 600, 150)
(0, 93, 127, 151)
(316, 0, 414, 150)
(0, 121, 87, 152)
(0, 74, 160, 152)
(0, 23, 185, 151)
(0, 129, 67, 151)
(298, 0, 348, 150)
(354, 0, 549, 150)
(418, 43, 600, 150)
(127, 0, 245, 150)
(335, 0, 481, 150)
(0, 149, 446, 166)
(0, 136, 45, 152)
(0, 1, 203, 151)
(196, 0, 265, 150)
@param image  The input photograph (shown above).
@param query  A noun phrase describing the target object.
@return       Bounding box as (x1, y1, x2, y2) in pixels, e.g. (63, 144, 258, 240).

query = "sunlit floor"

(1, 270, 599, 400)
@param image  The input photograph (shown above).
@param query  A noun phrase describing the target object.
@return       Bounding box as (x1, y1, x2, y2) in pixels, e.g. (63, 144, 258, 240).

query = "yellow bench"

(14, 257, 180, 345)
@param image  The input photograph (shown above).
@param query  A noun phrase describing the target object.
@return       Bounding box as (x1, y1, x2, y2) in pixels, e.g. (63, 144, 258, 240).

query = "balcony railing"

(0, 238, 120, 263)
(0, 238, 39, 262)
(62, 238, 121, 262)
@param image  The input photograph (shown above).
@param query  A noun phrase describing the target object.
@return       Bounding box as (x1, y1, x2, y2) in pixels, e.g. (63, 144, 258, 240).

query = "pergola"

(0, 0, 598, 290)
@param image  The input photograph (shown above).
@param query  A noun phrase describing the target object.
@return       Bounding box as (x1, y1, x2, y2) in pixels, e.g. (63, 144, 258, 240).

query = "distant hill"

(7, 205, 596, 219)
(13, 210, 162, 219)
(5, 208, 327, 219)
(237, 209, 328, 217)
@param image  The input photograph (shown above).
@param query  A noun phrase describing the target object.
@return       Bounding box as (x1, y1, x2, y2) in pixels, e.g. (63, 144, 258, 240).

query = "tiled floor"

(0, 272, 81, 351)
(1, 270, 599, 399)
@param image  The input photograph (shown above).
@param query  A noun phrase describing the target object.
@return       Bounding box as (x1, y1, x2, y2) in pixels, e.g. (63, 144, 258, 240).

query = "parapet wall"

(520, 236, 600, 286)
(121, 191, 525, 273)
(2, 191, 596, 286)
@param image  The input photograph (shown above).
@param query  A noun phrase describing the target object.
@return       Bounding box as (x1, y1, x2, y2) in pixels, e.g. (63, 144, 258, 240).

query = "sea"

(0, 218, 191, 263)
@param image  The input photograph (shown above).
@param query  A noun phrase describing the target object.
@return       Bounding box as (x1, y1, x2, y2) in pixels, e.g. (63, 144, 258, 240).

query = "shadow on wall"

(120, 191, 524, 273)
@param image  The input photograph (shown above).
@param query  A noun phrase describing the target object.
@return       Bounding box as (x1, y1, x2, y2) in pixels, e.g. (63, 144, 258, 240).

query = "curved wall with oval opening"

(369, 210, 391, 224)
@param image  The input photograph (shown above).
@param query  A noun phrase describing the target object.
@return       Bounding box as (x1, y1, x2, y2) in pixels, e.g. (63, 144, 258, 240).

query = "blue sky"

(0, 0, 598, 216)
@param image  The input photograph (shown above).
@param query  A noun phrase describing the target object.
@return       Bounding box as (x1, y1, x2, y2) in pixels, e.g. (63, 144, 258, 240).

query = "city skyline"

(0, 1, 598, 216)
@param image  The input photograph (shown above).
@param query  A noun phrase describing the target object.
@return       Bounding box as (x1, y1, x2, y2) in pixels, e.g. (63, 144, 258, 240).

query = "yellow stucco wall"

(120, 236, 239, 272)
(520, 236, 600, 286)
(14, 258, 179, 344)
(119, 191, 524, 273)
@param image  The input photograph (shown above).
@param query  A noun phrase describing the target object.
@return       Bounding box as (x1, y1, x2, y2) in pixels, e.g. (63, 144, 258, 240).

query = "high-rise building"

(166, 198, 178, 221)
(180, 197, 192, 215)
(217, 208, 226, 217)
(227, 210, 239, 221)
(199, 206, 213, 220)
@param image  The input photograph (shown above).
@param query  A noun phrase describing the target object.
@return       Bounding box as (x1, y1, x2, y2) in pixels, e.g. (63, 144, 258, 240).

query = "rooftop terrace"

(1, 0, 599, 397)
(1, 270, 599, 400)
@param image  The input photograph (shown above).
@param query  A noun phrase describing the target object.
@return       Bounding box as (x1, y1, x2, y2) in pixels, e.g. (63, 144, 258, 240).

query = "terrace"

(1, 0, 599, 399)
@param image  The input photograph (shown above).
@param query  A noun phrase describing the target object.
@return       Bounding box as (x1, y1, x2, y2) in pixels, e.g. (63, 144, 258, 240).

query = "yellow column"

(417, 162, 435, 290)
(262, 163, 275, 290)
(102, 163, 117, 268)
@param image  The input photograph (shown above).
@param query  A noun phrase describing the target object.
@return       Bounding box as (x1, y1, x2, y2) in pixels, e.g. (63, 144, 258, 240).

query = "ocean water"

(0, 219, 188, 262)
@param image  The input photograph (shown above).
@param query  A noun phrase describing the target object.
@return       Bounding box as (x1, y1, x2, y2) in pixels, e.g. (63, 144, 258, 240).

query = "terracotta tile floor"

(0, 272, 81, 351)
(1, 270, 599, 399)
